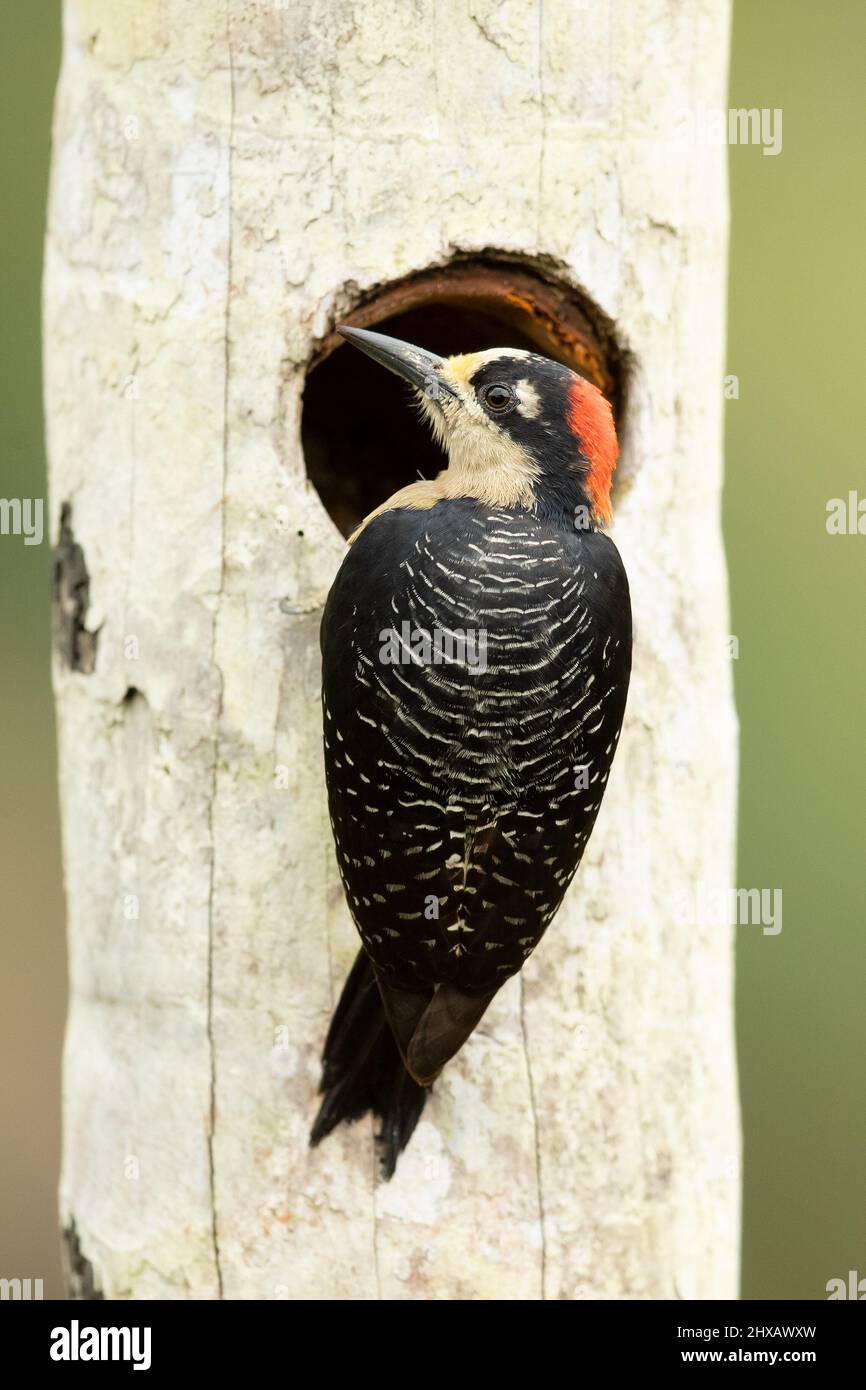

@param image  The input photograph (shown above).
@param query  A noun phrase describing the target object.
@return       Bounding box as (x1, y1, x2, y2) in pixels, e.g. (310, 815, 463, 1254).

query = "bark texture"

(46, 0, 739, 1299)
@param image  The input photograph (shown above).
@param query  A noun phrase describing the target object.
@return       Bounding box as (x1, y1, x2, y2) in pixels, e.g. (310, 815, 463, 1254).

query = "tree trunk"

(46, 0, 738, 1299)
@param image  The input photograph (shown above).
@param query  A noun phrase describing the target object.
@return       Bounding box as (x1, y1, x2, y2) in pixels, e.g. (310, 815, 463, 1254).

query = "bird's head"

(338, 324, 619, 527)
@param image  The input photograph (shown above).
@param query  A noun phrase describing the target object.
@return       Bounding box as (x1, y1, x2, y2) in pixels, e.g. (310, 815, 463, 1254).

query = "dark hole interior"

(302, 299, 604, 538)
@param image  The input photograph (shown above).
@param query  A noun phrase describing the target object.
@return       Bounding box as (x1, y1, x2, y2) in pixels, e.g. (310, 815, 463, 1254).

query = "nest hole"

(302, 260, 623, 538)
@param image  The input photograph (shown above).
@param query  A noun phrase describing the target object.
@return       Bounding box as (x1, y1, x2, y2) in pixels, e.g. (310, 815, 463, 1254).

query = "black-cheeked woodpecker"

(310, 325, 631, 1176)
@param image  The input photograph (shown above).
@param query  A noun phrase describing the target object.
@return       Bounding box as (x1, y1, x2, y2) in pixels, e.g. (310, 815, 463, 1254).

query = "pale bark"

(46, 0, 739, 1299)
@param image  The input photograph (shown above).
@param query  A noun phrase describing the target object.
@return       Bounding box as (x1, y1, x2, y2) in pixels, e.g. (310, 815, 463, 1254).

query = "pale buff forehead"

(440, 348, 531, 393)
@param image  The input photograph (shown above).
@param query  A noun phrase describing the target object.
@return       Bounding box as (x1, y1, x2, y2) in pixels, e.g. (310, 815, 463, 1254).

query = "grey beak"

(337, 325, 459, 403)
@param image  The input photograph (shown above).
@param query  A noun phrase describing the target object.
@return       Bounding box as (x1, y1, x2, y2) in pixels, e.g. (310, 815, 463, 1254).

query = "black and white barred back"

(310, 330, 630, 1175)
(322, 496, 631, 994)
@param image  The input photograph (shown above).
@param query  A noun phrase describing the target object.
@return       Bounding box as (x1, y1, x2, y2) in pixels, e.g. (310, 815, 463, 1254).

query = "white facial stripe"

(515, 379, 541, 419)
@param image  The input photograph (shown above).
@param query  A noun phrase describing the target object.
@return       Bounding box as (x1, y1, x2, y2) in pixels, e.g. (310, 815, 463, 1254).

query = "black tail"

(310, 950, 428, 1179)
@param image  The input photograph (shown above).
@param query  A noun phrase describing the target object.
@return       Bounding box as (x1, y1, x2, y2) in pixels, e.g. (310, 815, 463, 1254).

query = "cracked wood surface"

(47, 0, 739, 1299)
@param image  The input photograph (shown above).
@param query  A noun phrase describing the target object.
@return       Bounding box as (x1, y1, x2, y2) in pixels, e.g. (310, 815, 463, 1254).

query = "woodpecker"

(310, 325, 631, 1176)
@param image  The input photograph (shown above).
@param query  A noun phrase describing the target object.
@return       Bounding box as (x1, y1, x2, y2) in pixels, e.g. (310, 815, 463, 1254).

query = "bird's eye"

(479, 383, 516, 414)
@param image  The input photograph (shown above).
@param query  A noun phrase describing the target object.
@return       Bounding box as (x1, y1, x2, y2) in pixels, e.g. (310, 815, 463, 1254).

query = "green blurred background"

(1, 2, 863, 1299)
